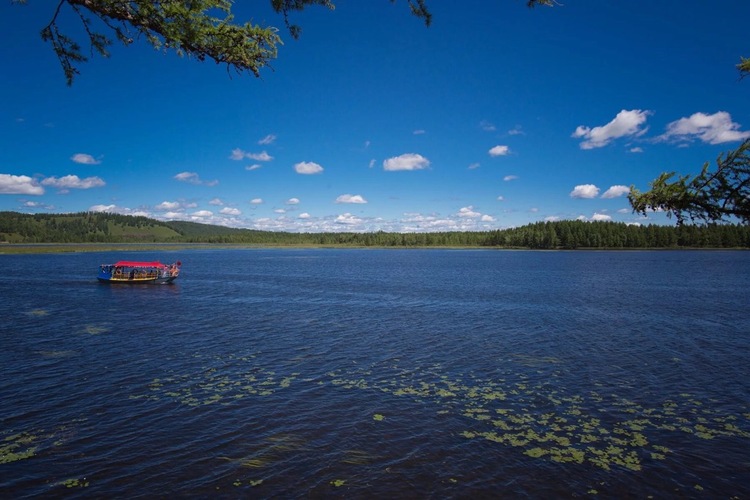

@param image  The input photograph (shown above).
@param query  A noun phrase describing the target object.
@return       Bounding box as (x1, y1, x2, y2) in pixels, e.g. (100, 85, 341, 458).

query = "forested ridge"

(1, 211, 749, 249)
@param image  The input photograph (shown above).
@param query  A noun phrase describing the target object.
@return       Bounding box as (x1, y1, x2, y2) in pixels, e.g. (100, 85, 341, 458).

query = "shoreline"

(1, 242, 747, 255)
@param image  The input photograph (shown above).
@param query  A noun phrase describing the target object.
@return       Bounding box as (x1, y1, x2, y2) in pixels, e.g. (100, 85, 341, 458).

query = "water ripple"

(1, 249, 749, 497)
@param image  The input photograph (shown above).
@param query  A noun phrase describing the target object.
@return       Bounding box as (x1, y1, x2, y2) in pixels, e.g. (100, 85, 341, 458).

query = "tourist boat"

(98, 260, 181, 284)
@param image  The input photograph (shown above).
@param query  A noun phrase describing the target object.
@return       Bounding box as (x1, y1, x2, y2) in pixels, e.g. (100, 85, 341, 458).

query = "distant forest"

(1, 211, 749, 249)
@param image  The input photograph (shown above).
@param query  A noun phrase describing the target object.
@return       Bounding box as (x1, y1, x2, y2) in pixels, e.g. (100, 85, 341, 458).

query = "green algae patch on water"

(1, 423, 82, 465)
(318, 359, 750, 476)
(80, 324, 111, 335)
(524, 447, 548, 458)
(131, 348, 750, 479)
(0, 432, 39, 464)
(59, 478, 89, 488)
(134, 352, 301, 406)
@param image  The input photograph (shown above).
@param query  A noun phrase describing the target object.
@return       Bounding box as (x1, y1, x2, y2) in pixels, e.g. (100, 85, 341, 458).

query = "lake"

(1, 249, 749, 497)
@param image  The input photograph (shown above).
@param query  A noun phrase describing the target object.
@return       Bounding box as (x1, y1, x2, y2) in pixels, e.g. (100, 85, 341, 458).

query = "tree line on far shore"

(1, 211, 749, 249)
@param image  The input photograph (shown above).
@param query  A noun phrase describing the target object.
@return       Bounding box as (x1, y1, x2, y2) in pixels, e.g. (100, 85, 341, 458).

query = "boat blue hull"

(97, 275, 177, 284)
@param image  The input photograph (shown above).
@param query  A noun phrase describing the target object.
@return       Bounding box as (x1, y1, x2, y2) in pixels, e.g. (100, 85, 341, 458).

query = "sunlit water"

(1, 249, 749, 497)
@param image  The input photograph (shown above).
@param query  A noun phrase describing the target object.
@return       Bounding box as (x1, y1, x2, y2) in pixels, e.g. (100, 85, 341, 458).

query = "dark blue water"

(1, 249, 749, 497)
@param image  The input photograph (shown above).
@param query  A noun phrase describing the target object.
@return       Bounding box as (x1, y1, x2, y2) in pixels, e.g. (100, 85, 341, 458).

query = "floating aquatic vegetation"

(59, 478, 89, 488)
(317, 360, 750, 474)
(131, 353, 300, 406)
(128, 350, 749, 475)
(1, 422, 81, 464)
(330, 479, 346, 487)
(0, 432, 39, 464)
(80, 324, 111, 335)
(232, 479, 263, 487)
(27, 309, 49, 316)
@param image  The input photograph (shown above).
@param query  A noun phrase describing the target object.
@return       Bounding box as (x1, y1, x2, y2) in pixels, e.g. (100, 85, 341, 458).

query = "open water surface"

(1, 249, 749, 498)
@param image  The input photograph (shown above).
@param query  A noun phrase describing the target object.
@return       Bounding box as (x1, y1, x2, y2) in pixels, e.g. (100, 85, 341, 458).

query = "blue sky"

(2, 1, 749, 232)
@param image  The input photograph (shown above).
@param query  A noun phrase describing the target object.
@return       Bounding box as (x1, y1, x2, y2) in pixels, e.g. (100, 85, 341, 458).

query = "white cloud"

(658, 111, 750, 144)
(601, 185, 630, 199)
(229, 148, 245, 161)
(23, 200, 55, 210)
(480, 120, 496, 132)
(245, 164, 262, 171)
(250, 198, 263, 204)
(457, 206, 481, 218)
(41, 175, 105, 190)
(335, 213, 362, 225)
(155, 201, 181, 211)
(174, 172, 199, 183)
(209, 198, 224, 206)
(173, 172, 218, 186)
(413, 129, 426, 135)
(70, 153, 101, 165)
(489, 145, 510, 157)
(335, 194, 367, 204)
(220, 207, 241, 216)
(592, 213, 612, 221)
(192, 210, 213, 217)
(89, 204, 117, 212)
(294, 161, 324, 174)
(286, 198, 300, 205)
(400, 207, 499, 232)
(0, 174, 44, 195)
(230, 148, 274, 161)
(503, 175, 518, 182)
(299, 212, 311, 219)
(497, 195, 505, 201)
(258, 134, 276, 145)
(247, 151, 273, 161)
(629, 147, 644, 153)
(570, 184, 600, 199)
(508, 125, 525, 136)
(274, 208, 286, 214)
(468, 162, 480, 170)
(572, 109, 650, 149)
(383, 153, 430, 171)
(545, 216, 561, 222)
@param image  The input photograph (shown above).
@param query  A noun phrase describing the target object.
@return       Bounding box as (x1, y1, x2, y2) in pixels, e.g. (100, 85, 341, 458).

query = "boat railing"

(111, 270, 161, 280)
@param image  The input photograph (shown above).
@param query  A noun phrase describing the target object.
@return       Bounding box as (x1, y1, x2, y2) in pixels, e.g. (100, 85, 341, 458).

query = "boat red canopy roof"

(113, 261, 167, 268)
